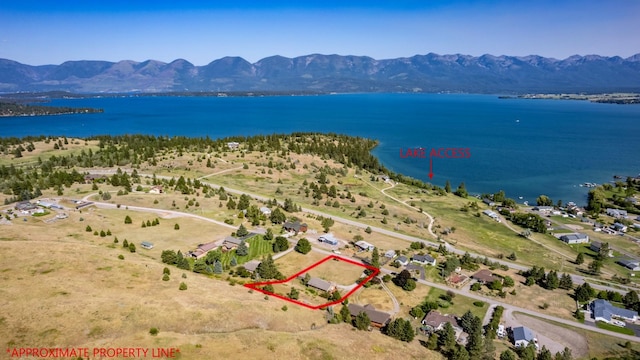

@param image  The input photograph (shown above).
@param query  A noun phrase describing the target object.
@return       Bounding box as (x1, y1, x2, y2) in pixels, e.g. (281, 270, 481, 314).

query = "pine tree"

(256, 254, 282, 280)
(371, 247, 380, 269)
(122, 239, 129, 248)
(236, 224, 248, 237)
(230, 257, 237, 266)
(340, 305, 351, 323)
(546, 270, 559, 290)
(354, 311, 370, 330)
(575, 252, 584, 265)
(559, 273, 573, 290)
(437, 322, 457, 354)
(214, 261, 223, 274)
(236, 241, 249, 256)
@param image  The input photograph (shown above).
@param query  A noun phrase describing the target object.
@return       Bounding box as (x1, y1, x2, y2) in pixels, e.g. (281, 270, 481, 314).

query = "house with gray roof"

(395, 256, 409, 266)
(590, 299, 638, 323)
(559, 233, 589, 244)
(512, 326, 536, 348)
(306, 277, 335, 293)
(318, 233, 339, 246)
(222, 236, 245, 251)
(617, 259, 640, 271)
(606, 208, 628, 219)
(411, 254, 437, 266)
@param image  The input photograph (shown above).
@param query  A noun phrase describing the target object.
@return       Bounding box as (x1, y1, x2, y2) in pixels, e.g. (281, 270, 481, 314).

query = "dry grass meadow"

(0, 206, 442, 360)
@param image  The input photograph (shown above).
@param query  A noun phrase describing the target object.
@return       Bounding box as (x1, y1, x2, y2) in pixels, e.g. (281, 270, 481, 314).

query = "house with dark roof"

(421, 311, 463, 338)
(617, 259, 640, 271)
(483, 198, 496, 207)
(559, 233, 589, 244)
(411, 254, 437, 266)
(283, 221, 308, 234)
(15, 201, 38, 212)
(512, 326, 536, 348)
(222, 236, 246, 251)
(395, 256, 409, 266)
(471, 269, 497, 284)
(347, 304, 391, 329)
(590, 241, 612, 257)
(590, 299, 638, 323)
(613, 222, 628, 233)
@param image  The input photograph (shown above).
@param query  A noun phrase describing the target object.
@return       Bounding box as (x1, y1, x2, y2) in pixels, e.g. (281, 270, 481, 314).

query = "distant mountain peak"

(1, 52, 639, 93)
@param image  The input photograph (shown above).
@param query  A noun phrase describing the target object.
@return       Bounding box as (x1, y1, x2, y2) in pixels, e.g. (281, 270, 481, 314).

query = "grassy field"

(0, 208, 442, 360)
(423, 287, 489, 320)
(350, 285, 395, 313)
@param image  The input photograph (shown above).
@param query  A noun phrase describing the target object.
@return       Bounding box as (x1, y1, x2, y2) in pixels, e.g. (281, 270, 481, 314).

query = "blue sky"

(1, 0, 639, 65)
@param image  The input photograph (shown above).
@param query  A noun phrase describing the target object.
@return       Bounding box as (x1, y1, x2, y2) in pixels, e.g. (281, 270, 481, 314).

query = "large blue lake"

(2, 93, 639, 206)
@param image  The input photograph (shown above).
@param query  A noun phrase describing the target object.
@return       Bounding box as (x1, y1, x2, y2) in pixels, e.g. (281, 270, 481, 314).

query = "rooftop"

(512, 326, 535, 342)
(348, 304, 391, 326)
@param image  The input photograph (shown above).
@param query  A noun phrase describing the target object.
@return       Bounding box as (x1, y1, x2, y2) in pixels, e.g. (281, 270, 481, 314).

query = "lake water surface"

(2, 93, 639, 205)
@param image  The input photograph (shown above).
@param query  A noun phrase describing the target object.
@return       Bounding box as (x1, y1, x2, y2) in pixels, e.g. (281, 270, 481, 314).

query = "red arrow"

(428, 155, 434, 179)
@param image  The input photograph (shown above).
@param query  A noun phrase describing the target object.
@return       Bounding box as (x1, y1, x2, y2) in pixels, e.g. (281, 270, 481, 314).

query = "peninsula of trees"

(0, 101, 103, 117)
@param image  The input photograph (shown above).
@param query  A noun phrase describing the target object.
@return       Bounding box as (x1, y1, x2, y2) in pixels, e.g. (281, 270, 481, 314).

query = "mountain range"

(1, 53, 640, 94)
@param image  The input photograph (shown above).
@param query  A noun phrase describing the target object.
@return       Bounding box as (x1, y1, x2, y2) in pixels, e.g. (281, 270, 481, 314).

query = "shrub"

(118, 254, 124, 260)
(162, 274, 170, 281)
(179, 282, 188, 291)
(473, 301, 485, 307)
(149, 327, 159, 336)
(281, 305, 288, 311)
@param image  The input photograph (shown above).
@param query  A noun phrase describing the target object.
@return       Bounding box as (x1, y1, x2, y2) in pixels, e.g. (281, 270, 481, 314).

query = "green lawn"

(595, 321, 635, 336)
(221, 235, 273, 267)
(423, 287, 488, 320)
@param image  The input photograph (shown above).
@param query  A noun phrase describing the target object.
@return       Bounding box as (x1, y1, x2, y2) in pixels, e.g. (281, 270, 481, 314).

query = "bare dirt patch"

(512, 312, 588, 359)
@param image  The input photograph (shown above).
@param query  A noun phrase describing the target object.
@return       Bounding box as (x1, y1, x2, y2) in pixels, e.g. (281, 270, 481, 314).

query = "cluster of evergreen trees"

(521, 266, 573, 290)
(0, 132, 443, 204)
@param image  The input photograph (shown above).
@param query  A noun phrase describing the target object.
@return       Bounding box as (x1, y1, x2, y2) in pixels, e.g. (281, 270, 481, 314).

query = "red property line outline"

(243, 255, 379, 310)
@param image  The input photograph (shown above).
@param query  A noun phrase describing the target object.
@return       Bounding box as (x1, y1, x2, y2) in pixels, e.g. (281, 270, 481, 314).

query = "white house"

(411, 254, 437, 266)
(318, 233, 339, 246)
(590, 299, 639, 323)
(355, 240, 375, 252)
(395, 256, 409, 266)
(512, 326, 537, 349)
(559, 233, 589, 244)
